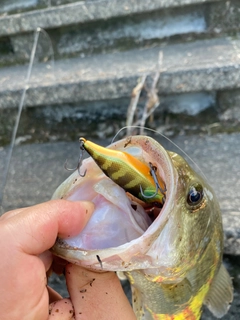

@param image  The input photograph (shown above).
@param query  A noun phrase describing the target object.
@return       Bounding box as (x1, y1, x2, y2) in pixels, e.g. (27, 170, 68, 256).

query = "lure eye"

(187, 184, 204, 206)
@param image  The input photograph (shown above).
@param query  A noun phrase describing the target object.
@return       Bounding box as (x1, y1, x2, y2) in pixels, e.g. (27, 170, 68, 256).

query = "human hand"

(0, 200, 94, 320)
(49, 264, 136, 320)
(0, 200, 136, 320)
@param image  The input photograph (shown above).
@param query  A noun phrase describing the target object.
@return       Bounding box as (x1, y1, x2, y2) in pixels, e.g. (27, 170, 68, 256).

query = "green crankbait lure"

(79, 137, 166, 206)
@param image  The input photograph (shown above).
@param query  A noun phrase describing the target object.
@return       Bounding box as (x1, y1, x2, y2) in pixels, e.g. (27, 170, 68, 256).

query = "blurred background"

(0, 0, 240, 318)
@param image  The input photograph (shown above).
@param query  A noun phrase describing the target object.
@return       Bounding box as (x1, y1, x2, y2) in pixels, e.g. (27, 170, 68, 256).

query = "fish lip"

(52, 135, 177, 271)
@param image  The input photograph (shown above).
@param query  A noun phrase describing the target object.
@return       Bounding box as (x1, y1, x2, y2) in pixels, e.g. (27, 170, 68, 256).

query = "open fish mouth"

(52, 135, 178, 272)
(52, 135, 233, 319)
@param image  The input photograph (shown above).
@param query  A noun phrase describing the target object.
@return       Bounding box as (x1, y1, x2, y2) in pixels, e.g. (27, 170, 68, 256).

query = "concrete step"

(1, 0, 239, 66)
(0, 36, 240, 146)
(0, 0, 48, 15)
(0, 0, 240, 145)
(0, 37, 240, 109)
(0, 1, 100, 15)
(0, 0, 220, 34)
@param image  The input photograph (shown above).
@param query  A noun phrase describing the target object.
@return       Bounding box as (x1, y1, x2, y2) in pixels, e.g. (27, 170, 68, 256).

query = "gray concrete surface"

(0, 0, 219, 36)
(1, 0, 239, 71)
(0, 132, 239, 319)
(1, 37, 240, 111)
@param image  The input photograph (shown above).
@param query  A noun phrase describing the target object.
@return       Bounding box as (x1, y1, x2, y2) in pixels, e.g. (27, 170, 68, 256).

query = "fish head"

(152, 150, 223, 280)
(52, 135, 222, 280)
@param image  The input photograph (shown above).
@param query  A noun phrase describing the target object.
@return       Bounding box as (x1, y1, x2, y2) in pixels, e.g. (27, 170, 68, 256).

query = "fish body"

(52, 135, 233, 319)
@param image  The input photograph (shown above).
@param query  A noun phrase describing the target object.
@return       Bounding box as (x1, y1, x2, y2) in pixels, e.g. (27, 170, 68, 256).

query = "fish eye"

(187, 184, 204, 206)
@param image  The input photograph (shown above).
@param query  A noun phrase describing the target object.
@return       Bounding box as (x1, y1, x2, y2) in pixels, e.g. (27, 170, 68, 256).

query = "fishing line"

(0, 27, 55, 212)
(112, 125, 208, 181)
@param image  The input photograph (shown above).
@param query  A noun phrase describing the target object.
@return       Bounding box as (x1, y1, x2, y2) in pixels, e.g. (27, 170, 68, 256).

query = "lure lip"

(52, 135, 178, 271)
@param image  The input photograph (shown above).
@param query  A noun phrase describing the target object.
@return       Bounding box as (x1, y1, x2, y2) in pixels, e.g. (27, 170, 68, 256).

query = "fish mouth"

(52, 136, 177, 271)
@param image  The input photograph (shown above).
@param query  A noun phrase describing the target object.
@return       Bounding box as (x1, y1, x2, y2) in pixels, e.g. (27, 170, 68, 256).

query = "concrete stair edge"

(0, 36, 240, 109)
(0, 0, 221, 37)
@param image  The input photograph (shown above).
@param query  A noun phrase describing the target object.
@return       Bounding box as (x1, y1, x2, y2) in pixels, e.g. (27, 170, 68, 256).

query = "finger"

(48, 299, 74, 320)
(47, 286, 63, 304)
(2, 200, 94, 255)
(66, 264, 136, 320)
(39, 250, 53, 271)
(0, 207, 26, 221)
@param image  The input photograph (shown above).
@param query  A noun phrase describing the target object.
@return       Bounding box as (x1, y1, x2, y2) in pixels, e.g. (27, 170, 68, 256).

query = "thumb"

(65, 264, 136, 320)
(1, 200, 95, 255)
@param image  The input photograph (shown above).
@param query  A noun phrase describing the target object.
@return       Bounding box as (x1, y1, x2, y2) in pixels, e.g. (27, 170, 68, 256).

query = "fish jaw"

(52, 135, 179, 273)
(52, 135, 221, 277)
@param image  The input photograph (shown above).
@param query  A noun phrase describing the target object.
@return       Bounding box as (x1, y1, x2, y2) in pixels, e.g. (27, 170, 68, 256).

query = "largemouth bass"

(52, 135, 233, 319)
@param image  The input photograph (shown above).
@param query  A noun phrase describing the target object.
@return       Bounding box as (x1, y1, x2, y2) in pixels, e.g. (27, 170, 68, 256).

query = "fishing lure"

(78, 137, 166, 206)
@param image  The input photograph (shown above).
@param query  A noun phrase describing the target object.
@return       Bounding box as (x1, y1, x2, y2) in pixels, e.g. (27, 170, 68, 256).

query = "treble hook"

(64, 138, 87, 177)
(140, 162, 166, 202)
